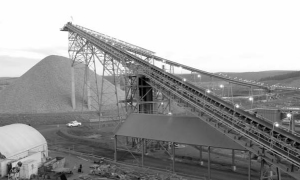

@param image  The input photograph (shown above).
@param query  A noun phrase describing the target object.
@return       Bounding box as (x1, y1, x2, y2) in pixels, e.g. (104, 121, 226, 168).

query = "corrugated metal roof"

(116, 114, 245, 150)
(0, 124, 47, 158)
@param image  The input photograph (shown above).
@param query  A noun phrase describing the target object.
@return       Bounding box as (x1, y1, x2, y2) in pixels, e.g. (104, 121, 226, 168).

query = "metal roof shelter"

(0, 124, 47, 158)
(114, 114, 252, 179)
(116, 113, 245, 150)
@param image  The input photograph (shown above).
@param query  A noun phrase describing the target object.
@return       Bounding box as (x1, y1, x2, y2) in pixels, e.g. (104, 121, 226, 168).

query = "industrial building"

(0, 124, 48, 177)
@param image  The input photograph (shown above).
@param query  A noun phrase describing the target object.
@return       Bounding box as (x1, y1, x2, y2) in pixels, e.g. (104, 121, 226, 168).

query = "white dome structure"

(0, 124, 47, 158)
(0, 124, 48, 177)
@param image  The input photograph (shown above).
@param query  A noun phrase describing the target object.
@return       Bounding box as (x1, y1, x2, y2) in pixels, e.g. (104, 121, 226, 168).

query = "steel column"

(259, 159, 265, 180)
(85, 63, 91, 110)
(248, 151, 251, 180)
(276, 167, 281, 180)
(71, 66, 76, 110)
(208, 146, 211, 180)
(172, 142, 175, 173)
(232, 149, 236, 171)
(114, 135, 117, 162)
(142, 138, 145, 167)
(200, 146, 203, 165)
(290, 114, 295, 133)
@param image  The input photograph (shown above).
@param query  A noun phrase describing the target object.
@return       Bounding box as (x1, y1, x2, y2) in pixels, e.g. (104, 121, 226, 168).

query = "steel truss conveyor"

(68, 24, 300, 92)
(62, 22, 300, 179)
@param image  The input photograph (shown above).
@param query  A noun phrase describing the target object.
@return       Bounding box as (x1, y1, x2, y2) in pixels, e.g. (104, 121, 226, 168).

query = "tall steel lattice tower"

(61, 22, 169, 121)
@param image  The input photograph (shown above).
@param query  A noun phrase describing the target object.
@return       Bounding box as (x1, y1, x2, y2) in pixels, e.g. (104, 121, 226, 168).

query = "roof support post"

(248, 151, 251, 180)
(172, 142, 175, 173)
(232, 149, 236, 171)
(208, 146, 211, 180)
(114, 135, 117, 162)
(141, 138, 145, 167)
(199, 145, 204, 166)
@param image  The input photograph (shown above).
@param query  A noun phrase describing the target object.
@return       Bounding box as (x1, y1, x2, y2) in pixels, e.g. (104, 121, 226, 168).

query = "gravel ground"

(0, 55, 124, 113)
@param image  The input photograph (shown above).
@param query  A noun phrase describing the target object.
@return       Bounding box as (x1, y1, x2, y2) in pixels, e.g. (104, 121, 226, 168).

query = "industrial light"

(206, 89, 211, 93)
(183, 78, 186, 82)
(197, 74, 201, 78)
(273, 122, 280, 128)
(161, 102, 164, 105)
(287, 113, 292, 118)
(167, 112, 172, 115)
(249, 97, 253, 101)
(235, 104, 240, 108)
(220, 84, 224, 88)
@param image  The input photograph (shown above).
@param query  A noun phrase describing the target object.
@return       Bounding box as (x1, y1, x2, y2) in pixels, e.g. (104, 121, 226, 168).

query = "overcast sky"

(1, 0, 300, 77)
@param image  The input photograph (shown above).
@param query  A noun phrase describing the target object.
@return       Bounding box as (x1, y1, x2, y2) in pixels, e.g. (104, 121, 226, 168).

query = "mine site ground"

(1, 112, 297, 180)
(1, 58, 300, 179)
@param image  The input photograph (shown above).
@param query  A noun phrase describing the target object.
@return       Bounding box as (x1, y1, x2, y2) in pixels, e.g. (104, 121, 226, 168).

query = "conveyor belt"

(62, 22, 300, 179)
(68, 23, 300, 92)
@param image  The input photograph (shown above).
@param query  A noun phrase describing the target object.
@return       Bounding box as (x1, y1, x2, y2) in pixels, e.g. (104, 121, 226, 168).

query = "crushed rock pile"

(0, 55, 124, 113)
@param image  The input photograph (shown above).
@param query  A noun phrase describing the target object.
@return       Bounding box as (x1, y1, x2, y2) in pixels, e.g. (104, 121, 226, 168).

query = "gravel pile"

(0, 55, 124, 113)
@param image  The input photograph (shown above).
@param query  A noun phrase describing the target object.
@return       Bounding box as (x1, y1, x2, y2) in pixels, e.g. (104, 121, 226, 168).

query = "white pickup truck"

(66, 121, 82, 127)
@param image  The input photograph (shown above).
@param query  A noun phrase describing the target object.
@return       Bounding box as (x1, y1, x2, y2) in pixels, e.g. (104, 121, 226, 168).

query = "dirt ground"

(35, 122, 298, 180)
(0, 112, 297, 180)
(48, 151, 200, 180)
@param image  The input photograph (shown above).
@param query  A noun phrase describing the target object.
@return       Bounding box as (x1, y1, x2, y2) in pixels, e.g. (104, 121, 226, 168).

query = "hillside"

(159, 70, 296, 83)
(220, 70, 295, 81)
(260, 71, 300, 81)
(0, 55, 124, 113)
(0, 77, 17, 92)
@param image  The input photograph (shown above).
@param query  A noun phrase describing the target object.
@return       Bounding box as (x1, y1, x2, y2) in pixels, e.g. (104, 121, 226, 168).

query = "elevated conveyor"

(62, 22, 300, 179)
(64, 24, 300, 92)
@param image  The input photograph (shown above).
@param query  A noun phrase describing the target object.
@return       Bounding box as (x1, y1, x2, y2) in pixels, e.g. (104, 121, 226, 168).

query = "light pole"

(233, 104, 239, 119)
(220, 84, 224, 97)
(249, 97, 253, 109)
(287, 113, 295, 133)
(204, 89, 211, 107)
(270, 122, 280, 147)
(235, 104, 240, 109)
(179, 66, 182, 74)
(197, 74, 201, 86)
(206, 89, 211, 95)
